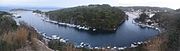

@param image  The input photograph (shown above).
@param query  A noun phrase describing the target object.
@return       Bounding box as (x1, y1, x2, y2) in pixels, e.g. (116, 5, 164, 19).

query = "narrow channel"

(13, 10, 159, 47)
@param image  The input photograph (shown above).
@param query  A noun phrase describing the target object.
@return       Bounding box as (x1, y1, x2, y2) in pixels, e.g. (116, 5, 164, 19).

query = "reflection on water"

(14, 11, 158, 47)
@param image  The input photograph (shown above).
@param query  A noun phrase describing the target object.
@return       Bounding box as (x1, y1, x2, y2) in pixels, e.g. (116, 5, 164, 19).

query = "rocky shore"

(32, 11, 158, 51)
(33, 12, 126, 32)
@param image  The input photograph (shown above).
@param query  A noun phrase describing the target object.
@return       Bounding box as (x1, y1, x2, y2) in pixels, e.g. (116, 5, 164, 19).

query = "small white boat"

(93, 29, 96, 31)
(131, 44, 137, 47)
(13, 14, 21, 18)
(118, 47, 125, 50)
(60, 39, 66, 42)
(51, 35, 60, 39)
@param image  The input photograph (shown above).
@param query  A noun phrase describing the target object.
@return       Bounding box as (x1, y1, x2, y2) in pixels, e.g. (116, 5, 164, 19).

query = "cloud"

(0, 0, 179, 9)
(118, 0, 180, 9)
(0, 0, 34, 3)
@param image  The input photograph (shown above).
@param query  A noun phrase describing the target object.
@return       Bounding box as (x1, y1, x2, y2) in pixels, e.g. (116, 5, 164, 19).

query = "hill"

(46, 4, 127, 32)
(119, 6, 174, 12)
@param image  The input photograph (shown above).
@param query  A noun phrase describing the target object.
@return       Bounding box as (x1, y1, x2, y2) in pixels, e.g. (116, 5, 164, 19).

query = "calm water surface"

(13, 11, 159, 47)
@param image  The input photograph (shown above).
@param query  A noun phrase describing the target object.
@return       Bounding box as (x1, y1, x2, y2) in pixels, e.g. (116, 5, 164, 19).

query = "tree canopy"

(46, 4, 127, 32)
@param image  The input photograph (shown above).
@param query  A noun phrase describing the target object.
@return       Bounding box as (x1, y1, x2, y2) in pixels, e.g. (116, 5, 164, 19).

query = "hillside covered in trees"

(125, 9, 180, 51)
(46, 4, 127, 32)
(1, 5, 180, 51)
(0, 11, 109, 51)
(119, 6, 174, 12)
(0, 11, 53, 51)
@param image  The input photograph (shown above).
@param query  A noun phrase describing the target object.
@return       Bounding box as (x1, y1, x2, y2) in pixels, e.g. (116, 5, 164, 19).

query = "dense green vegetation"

(10, 8, 32, 11)
(126, 9, 180, 51)
(119, 6, 174, 12)
(1, 6, 180, 51)
(153, 11, 180, 50)
(0, 11, 17, 34)
(33, 10, 44, 14)
(0, 11, 42, 51)
(46, 4, 127, 32)
(135, 13, 149, 22)
(0, 11, 113, 51)
(0, 11, 18, 51)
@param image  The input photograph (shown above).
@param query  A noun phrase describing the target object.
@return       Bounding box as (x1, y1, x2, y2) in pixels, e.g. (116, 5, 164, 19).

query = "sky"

(0, 0, 179, 9)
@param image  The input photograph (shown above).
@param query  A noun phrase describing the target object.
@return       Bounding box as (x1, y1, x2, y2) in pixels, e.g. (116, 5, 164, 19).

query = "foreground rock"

(16, 38, 53, 51)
